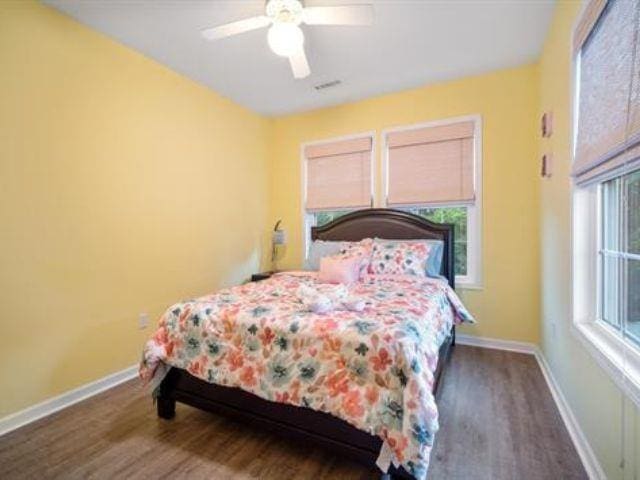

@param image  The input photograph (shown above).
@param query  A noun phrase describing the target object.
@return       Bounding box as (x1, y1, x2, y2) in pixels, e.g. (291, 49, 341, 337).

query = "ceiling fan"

(201, 0, 374, 79)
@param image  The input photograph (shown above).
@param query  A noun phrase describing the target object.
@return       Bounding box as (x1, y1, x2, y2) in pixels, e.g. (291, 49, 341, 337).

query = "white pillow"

(304, 240, 345, 270)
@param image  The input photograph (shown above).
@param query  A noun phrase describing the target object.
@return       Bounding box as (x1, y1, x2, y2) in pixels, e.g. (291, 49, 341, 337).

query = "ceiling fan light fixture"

(201, 0, 374, 79)
(267, 23, 304, 57)
(266, 0, 303, 24)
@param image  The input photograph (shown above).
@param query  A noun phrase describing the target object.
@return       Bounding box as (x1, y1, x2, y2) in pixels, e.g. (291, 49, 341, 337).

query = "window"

(599, 170, 640, 347)
(302, 134, 374, 255)
(404, 207, 468, 276)
(383, 116, 482, 287)
(571, 0, 640, 403)
(313, 209, 352, 228)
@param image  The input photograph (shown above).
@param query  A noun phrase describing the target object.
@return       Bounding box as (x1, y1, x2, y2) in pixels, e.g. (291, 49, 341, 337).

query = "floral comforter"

(140, 272, 474, 479)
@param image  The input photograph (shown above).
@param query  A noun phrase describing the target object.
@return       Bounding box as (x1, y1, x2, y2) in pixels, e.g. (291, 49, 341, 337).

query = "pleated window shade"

(386, 121, 476, 206)
(305, 137, 372, 211)
(572, 0, 640, 186)
(572, 0, 608, 54)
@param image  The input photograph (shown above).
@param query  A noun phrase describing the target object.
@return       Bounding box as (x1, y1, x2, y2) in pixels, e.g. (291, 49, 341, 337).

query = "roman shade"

(305, 136, 372, 211)
(572, 0, 640, 186)
(572, 0, 608, 54)
(386, 121, 476, 206)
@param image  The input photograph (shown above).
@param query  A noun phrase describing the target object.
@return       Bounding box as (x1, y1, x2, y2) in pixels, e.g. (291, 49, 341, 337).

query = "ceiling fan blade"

(289, 48, 311, 79)
(201, 16, 271, 41)
(302, 5, 374, 26)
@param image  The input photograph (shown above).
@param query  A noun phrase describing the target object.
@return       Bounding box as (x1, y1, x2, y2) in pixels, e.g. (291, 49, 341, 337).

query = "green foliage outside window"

(601, 169, 640, 346)
(625, 171, 640, 341)
(408, 207, 468, 276)
(314, 210, 351, 227)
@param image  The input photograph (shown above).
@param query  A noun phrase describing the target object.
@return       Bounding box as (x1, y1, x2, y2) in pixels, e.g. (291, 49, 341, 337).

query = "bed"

(142, 209, 473, 479)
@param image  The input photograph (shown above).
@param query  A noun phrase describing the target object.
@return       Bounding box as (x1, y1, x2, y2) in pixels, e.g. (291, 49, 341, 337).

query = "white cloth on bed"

(295, 283, 365, 314)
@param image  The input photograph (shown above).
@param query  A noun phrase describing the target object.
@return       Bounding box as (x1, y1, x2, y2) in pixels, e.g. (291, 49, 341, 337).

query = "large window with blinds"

(383, 116, 482, 287)
(571, 0, 640, 401)
(302, 134, 374, 251)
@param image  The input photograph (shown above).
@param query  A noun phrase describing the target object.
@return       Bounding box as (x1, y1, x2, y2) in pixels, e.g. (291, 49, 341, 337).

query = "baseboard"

(534, 349, 606, 480)
(456, 333, 537, 354)
(0, 364, 138, 437)
(456, 334, 605, 480)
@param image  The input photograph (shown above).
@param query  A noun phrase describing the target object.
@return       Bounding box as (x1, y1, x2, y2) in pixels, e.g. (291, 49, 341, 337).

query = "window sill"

(571, 320, 640, 408)
(455, 275, 483, 290)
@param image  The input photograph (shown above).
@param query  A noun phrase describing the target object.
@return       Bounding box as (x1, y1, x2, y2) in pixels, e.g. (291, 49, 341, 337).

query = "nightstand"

(251, 271, 274, 282)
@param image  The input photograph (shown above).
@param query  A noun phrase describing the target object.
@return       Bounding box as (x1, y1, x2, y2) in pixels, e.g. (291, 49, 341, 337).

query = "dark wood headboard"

(311, 208, 455, 289)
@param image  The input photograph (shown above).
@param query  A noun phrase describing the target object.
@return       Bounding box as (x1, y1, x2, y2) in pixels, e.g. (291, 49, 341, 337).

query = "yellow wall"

(270, 64, 541, 344)
(538, 1, 639, 478)
(6, 10, 637, 477)
(0, 1, 270, 417)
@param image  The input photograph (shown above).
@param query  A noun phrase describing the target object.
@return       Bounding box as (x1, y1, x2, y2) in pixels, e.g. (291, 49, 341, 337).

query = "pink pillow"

(339, 238, 373, 275)
(318, 254, 363, 284)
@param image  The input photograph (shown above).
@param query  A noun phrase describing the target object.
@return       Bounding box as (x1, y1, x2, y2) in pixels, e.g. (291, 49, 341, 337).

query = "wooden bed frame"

(156, 209, 456, 480)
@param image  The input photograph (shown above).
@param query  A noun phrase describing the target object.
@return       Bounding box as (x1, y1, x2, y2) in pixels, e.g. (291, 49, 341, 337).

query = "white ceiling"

(44, 0, 555, 116)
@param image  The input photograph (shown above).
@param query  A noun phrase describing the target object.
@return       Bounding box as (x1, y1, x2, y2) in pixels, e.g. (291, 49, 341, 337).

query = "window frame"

(571, 184, 640, 407)
(300, 131, 376, 261)
(381, 114, 483, 289)
(570, 1, 640, 408)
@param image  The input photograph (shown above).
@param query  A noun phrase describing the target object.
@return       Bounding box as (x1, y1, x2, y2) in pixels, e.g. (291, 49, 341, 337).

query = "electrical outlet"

(138, 312, 149, 329)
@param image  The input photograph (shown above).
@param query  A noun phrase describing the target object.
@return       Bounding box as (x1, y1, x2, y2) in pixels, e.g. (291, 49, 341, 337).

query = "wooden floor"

(0, 346, 587, 479)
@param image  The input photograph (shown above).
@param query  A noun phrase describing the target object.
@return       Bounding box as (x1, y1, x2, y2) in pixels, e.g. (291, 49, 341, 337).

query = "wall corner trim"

(0, 364, 138, 437)
(457, 334, 606, 480)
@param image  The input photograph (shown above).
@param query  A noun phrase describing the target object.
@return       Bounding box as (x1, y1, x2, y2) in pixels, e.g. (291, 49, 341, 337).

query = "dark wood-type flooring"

(0, 346, 587, 479)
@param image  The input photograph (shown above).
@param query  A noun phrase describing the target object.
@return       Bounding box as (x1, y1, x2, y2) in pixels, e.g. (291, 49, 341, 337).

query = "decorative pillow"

(339, 238, 373, 273)
(369, 240, 431, 276)
(318, 254, 363, 284)
(374, 238, 444, 278)
(425, 240, 445, 278)
(304, 240, 345, 270)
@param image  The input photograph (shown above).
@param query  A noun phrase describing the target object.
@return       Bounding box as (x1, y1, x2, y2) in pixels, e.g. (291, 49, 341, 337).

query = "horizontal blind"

(305, 137, 372, 211)
(387, 121, 475, 206)
(573, 0, 640, 185)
